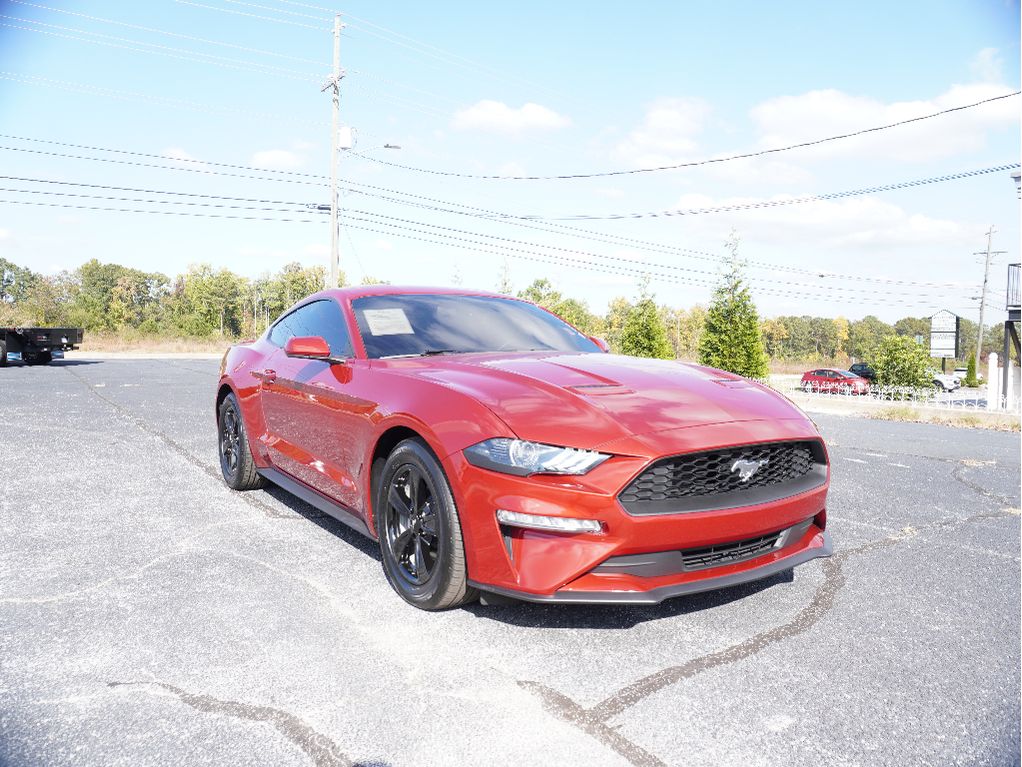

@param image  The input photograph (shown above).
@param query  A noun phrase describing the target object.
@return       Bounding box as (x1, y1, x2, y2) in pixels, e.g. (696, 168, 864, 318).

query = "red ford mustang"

(216, 286, 832, 610)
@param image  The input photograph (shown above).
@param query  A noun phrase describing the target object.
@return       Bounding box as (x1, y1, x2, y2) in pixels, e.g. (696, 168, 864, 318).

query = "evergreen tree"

(619, 277, 673, 359)
(964, 355, 978, 388)
(697, 232, 768, 378)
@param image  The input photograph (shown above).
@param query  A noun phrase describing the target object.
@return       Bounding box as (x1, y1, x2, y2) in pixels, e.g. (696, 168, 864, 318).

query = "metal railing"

(778, 380, 989, 411)
(1008, 263, 1020, 310)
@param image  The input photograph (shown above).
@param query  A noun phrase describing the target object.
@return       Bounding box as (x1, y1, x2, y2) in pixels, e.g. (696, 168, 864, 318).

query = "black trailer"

(0, 327, 84, 366)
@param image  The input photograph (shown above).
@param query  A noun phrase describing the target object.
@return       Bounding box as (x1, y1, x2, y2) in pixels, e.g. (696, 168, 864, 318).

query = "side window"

(284, 300, 353, 358)
(268, 314, 293, 347)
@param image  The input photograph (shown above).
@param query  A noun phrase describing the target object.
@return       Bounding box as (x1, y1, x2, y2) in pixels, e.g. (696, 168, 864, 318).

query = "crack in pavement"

(950, 461, 1018, 508)
(518, 500, 1019, 767)
(61, 365, 322, 520)
(108, 681, 352, 767)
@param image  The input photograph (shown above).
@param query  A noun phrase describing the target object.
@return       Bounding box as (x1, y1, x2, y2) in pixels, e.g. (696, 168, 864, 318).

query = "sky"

(0, 0, 1019, 323)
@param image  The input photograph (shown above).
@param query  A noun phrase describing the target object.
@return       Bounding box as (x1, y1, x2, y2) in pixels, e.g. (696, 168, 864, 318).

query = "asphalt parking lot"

(2, 357, 1019, 767)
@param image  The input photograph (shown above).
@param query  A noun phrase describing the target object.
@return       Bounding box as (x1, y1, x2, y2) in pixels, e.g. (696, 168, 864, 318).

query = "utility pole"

(974, 226, 1007, 373)
(322, 14, 344, 288)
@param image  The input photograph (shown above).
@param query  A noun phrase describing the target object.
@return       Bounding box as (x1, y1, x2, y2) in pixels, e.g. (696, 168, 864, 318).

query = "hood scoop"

(567, 383, 634, 396)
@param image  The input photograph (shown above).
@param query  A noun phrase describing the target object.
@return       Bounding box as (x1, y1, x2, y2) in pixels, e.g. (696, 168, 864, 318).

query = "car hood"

(384, 352, 809, 450)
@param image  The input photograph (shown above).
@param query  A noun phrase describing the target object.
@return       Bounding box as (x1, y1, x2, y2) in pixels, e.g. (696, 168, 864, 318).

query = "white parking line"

(864, 452, 888, 458)
(888, 462, 910, 468)
(843, 457, 868, 464)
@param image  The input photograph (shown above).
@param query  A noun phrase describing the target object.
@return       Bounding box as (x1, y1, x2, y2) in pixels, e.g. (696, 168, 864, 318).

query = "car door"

(259, 299, 376, 513)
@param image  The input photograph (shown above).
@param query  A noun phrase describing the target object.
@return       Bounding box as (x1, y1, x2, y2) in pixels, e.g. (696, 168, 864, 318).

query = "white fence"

(776, 379, 990, 412)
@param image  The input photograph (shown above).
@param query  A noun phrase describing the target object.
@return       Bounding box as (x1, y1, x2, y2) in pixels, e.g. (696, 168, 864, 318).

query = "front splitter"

(469, 531, 833, 605)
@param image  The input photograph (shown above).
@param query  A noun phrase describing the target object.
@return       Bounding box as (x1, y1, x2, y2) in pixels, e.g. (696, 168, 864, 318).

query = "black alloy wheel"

(218, 393, 265, 490)
(386, 464, 440, 585)
(376, 439, 476, 610)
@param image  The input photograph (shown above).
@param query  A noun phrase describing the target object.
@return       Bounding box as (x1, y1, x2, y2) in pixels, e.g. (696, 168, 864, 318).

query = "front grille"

(618, 440, 825, 515)
(680, 531, 782, 571)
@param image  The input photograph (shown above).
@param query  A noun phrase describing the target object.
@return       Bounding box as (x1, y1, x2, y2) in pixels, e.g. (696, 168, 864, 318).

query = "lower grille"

(680, 531, 781, 571)
(591, 518, 815, 578)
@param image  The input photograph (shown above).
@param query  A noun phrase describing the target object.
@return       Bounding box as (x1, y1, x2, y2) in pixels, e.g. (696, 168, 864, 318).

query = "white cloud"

(749, 81, 1019, 163)
(0, 228, 10, 240)
(451, 100, 571, 135)
(251, 149, 304, 169)
(969, 47, 1003, 83)
(670, 192, 974, 250)
(162, 147, 208, 170)
(612, 97, 712, 168)
(373, 239, 393, 251)
(304, 242, 329, 257)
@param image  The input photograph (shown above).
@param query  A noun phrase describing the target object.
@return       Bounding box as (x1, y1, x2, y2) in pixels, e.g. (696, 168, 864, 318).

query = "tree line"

(0, 254, 1008, 373)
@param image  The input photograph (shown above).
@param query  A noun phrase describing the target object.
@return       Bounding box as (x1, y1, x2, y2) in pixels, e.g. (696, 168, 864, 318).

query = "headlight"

(464, 438, 610, 476)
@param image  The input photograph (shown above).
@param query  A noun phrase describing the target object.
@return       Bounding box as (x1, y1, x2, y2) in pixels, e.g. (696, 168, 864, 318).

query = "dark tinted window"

(267, 300, 352, 357)
(352, 294, 600, 359)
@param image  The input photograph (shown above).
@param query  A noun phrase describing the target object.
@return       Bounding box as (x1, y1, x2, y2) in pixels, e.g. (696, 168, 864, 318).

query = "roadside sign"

(930, 309, 960, 359)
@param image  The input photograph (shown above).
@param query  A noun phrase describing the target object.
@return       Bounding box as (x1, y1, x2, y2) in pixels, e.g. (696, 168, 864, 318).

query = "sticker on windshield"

(363, 308, 414, 335)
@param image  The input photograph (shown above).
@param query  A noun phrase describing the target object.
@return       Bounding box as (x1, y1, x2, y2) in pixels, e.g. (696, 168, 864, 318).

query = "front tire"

(0, 340, 6, 367)
(375, 439, 477, 610)
(218, 393, 266, 490)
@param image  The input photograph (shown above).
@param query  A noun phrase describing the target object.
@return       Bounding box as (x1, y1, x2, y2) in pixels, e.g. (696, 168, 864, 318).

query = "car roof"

(312, 285, 514, 302)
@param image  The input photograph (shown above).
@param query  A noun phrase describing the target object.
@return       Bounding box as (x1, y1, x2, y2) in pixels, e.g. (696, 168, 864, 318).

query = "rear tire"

(375, 439, 477, 610)
(0, 340, 6, 367)
(218, 393, 266, 490)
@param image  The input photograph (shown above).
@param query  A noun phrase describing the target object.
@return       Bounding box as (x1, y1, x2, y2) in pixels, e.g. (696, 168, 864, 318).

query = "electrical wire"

(519, 164, 1022, 220)
(173, 0, 329, 30)
(0, 197, 325, 222)
(0, 193, 959, 307)
(342, 208, 962, 299)
(0, 144, 329, 187)
(6, 0, 329, 65)
(0, 136, 991, 289)
(0, 19, 321, 82)
(0, 174, 973, 298)
(0, 71, 327, 127)
(352, 91, 1022, 180)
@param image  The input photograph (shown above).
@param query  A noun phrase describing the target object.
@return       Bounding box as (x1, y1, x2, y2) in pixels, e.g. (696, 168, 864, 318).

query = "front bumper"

(444, 421, 832, 605)
(471, 530, 832, 604)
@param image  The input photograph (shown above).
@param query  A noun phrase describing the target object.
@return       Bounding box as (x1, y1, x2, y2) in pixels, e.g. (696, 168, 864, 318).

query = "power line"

(341, 207, 960, 298)
(0, 141, 330, 187)
(173, 0, 329, 30)
(6, 0, 329, 65)
(0, 71, 326, 126)
(0, 175, 313, 203)
(0, 18, 321, 81)
(0, 197, 325, 222)
(340, 219, 938, 307)
(4, 172, 972, 296)
(353, 91, 1022, 180)
(220, 0, 331, 22)
(0, 135, 989, 289)
(521, 164, 1021, 220)
(0, 193, 955, 308)
(337, 174, 976, 288)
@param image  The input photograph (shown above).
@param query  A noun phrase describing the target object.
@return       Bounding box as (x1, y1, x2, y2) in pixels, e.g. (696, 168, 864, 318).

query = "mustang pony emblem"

(731, 458, 769, 483)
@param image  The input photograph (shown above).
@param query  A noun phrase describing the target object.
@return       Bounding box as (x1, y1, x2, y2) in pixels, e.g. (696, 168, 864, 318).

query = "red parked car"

(800, 368, 870, 395)
(216, 287, 832, 610)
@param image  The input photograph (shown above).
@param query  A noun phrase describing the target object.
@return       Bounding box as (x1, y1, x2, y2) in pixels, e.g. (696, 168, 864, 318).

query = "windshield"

(836, 370, 860, 378)
(352, 294, 600, 359)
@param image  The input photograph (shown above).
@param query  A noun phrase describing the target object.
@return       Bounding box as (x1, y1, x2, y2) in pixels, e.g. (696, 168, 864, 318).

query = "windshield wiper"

(418, 349, 459, 356)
